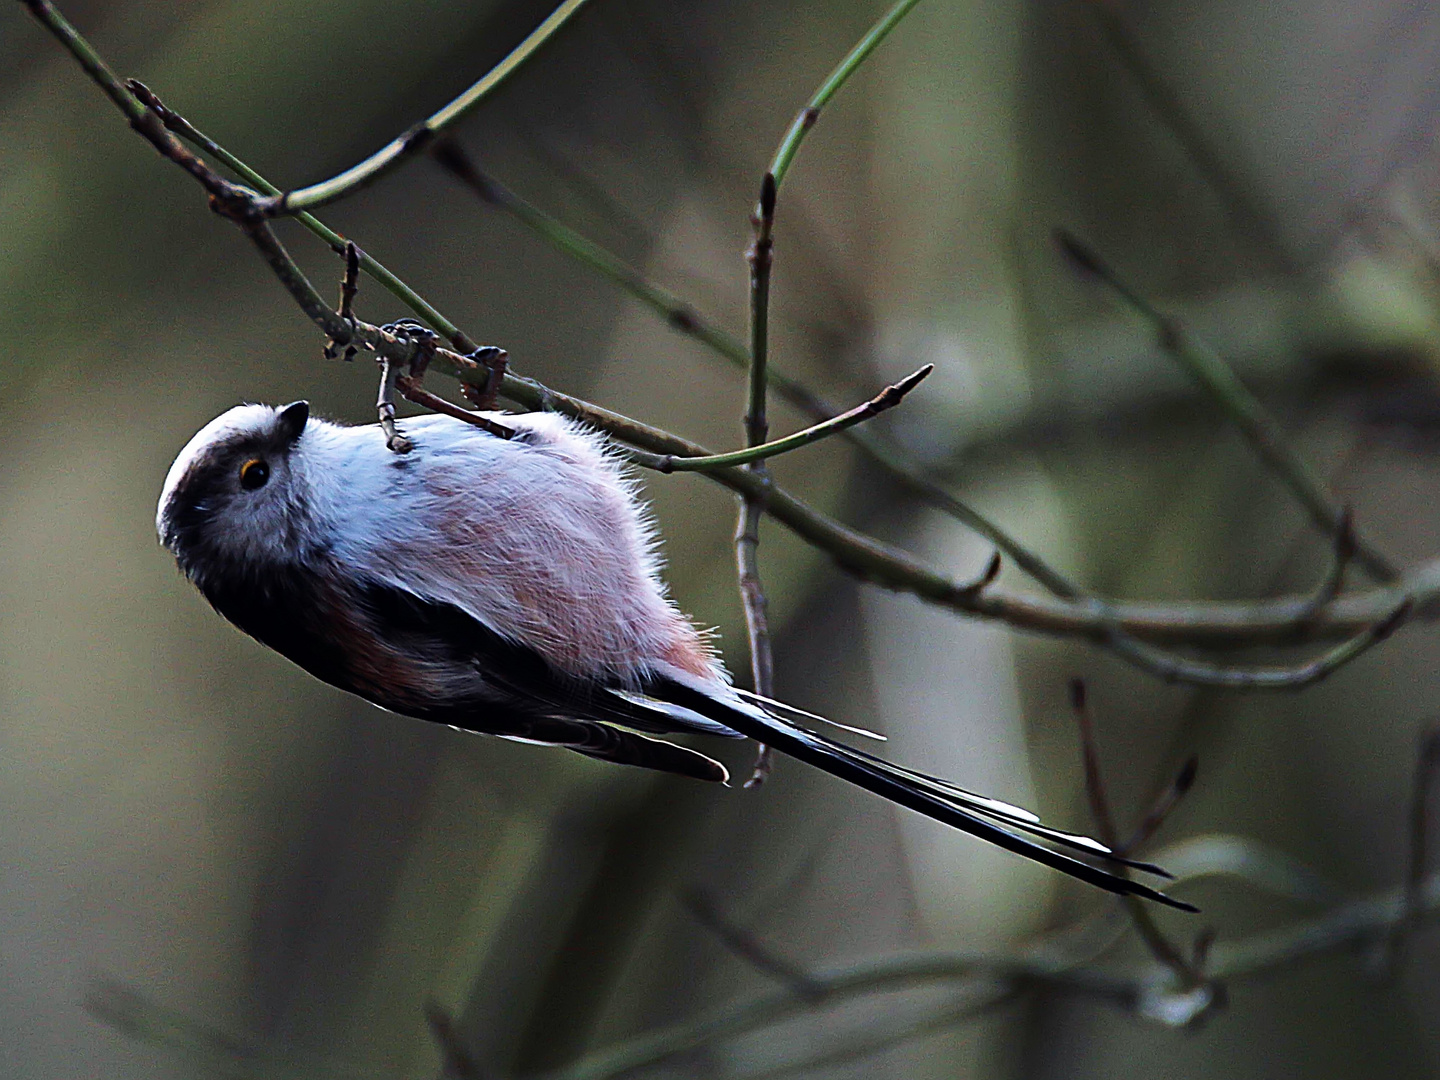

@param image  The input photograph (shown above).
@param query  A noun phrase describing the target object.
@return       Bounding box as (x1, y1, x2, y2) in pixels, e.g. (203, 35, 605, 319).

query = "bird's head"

(157, 401, 314, 583)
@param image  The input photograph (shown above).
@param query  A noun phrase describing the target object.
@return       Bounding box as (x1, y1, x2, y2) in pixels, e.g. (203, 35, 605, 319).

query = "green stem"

(637, 364, 932, 472)
(129, 81, 482, 353)
(263, 0, 593, 214)
(768, 0, 926, 186)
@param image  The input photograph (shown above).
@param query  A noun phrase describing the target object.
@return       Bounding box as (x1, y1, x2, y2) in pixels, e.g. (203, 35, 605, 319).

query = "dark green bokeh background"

(5, 1, 1440, 1077)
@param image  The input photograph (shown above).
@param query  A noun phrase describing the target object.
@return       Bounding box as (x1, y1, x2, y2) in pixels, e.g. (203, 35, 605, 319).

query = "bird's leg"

(380, 317, 441, 386)
(459, 345, 508, 410)
(380, 318, 515, 439)
(375, 355, 413, 453)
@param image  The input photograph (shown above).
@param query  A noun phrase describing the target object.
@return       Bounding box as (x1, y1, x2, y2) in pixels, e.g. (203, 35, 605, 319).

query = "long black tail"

(651, 677, 1195, 912)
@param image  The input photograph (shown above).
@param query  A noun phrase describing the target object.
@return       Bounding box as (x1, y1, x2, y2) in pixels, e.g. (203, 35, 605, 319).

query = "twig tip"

(897, 363, 935, 394)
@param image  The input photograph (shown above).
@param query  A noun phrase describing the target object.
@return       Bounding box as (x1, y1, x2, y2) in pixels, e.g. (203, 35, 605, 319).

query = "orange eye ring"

(239, 458, 270, 491)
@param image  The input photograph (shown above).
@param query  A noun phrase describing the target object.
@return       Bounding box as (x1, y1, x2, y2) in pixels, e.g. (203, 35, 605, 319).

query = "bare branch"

(397, 376, 517, 440)
(736, 174, 779, 786)
(322, 240, 360, 362)
(253, 0, 595, 216)
(1125, 755, 1200, 853)
(1070, 680, 1210, 991)
(1056, 229, 1397, 582)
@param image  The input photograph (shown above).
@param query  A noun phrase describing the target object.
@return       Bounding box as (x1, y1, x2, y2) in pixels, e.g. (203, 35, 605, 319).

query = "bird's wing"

(347, 578, 735, 781)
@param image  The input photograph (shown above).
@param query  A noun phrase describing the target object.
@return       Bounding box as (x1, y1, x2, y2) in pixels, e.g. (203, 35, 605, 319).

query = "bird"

(156, 399, 1191, 910)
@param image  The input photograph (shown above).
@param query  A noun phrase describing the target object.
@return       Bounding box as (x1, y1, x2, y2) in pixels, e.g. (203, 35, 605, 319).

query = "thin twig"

(1303, 505, 1358, 616)
(396, 376, 517, 440)
(625, 365, 932, 473)
(738, 172, 779, 789)
(1124, 755, 1199, 854)
(682, 890, 823, 1000)
(1056, 229, 1397, 583)
(430, 140, 757, 375)
(253, 0, 595, 216)
(126, 78, 487, 356)
(767, 0, 926, 187)
(1101, 599, 1411, 689)
(323, 240, 360, 361)
(1071, 679, 1208, 989)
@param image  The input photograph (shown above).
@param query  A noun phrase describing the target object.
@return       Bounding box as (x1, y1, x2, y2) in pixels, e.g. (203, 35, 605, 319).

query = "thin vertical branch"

(1124, 756, 1199, 854)
(323, 240, 361, 361)
(736, 0, 926, 786)
(739, 173, 778, 788)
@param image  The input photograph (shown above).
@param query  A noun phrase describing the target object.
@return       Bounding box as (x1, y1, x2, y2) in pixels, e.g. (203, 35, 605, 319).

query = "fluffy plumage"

(156, 402, 1191, 909)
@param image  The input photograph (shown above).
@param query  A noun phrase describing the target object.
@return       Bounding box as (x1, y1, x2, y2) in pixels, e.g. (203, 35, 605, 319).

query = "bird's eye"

(238, 458, 270, 491)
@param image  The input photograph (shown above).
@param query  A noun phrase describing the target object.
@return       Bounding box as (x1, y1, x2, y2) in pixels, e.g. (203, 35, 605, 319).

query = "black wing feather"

(356, 580, 732, 780)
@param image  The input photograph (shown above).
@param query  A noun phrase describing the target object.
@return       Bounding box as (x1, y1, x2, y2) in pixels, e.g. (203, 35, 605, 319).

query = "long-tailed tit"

(157, 401, 1189, 909)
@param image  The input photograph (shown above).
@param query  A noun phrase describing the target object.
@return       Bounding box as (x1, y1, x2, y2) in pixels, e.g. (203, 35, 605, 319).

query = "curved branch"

(253, 0, 594, 215)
